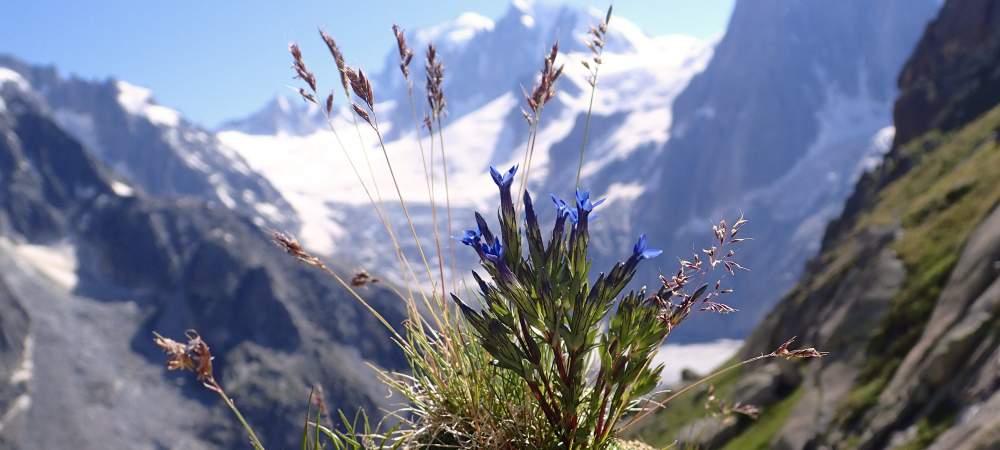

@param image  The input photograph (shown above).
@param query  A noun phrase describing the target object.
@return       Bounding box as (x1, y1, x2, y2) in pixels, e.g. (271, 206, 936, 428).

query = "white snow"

(53, 108, 101, 154)
(0, 393, 31, 434)
(859, 125, 895, 173)
(0, 68, 31, 114)
(9, 336, 33, 384)
(654, 339, 743, 385)
(12, 241, 78, 290)
(220, 18, 714, 258)
(219, 92, 523, 252)
(115, 81, 181, 127)
(110, 180, 134, 197)
(215, 186, 237, 209)
(512, 0, 534, 12)
(416, 12, 495, 48)
(0, 67, 30, 91)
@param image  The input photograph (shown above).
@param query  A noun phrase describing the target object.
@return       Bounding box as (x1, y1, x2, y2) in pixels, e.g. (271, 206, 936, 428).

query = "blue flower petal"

(641, 249, 663, 259)
(489, 166, 503, 186)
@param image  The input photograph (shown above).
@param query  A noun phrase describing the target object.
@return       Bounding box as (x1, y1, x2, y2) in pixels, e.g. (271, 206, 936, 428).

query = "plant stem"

(575, 64, 600, 189)
(369, 113, 439, 323)
(321, 115, 419, 306)
(404, 87, 448, 313)
(209, 379, 267, 450)
(620, 353, 777, 430)
(436, 117, 458, 297)
(516, 109, 544, 214)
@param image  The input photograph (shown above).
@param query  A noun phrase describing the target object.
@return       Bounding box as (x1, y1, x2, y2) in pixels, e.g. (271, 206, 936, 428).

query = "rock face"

(0, 279, 28, 448)
(0, 78, 407, 448)
(634, 0, 1000, 448)
(629, 0, 941, 341)
(0, 56, 297, 232)
(892, 0, 1000, 145)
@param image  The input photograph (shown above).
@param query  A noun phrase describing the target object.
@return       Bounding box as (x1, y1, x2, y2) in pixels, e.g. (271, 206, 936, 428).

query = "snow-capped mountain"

(0, 65, 406, 450)
(0, 56, 297, 232)
(218, 2, 714, 286)
(217, 94, 326, 136)
(218, 0, 940, 342)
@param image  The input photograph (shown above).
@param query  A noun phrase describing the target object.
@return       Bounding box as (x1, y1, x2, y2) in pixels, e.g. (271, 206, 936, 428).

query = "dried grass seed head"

(154, 332, 195, 372)
(272, 231, 325, 268)
(774, 337, 827, 360)
(288, 42, 317, 94)
(318, 29, 350, 92)
(524, 41, 564, 122)
(346, 67, 374, 110)
(392, 24, 414, 79)
(424, 43, 446, 118)
(153, 330, 215, 384)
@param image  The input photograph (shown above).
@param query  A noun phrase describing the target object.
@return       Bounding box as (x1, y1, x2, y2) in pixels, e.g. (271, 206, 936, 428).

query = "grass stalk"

(575, 63, 600, 189)
(407, 92, 448, 304)
(320, 114, 421, 306)
(368, 112, 441, 325)
(435, 117, 458, 295)
(621, 353, 778, 431)
(208, 379, 267, 450)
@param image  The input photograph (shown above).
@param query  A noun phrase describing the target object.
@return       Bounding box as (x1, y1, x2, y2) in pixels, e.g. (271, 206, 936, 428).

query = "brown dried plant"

(392, 24, 414, 80)
(704, 385, 761, 420)
(516, 41, 565, 210)
(154, 330, 266, 450)
(575, 5, 613, 188)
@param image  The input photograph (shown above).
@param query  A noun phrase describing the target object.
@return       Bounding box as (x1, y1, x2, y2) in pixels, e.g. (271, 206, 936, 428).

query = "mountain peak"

(414, 12, 495, 49)
(115, 80, 181, 127)
(0, 67, 31, 92)
(217, 94, 325, 136)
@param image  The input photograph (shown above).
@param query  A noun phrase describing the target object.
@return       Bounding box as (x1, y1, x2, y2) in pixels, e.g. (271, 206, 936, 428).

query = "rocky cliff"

(633, 0, 1000, 448)
(0, 56, 298, 232)
(0, 78, 406, 449)
(629, 0, 940, 341)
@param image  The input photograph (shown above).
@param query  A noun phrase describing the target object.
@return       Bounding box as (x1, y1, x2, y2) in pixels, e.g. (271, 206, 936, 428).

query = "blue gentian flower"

(459, 229, 481, 247)
(481, 237, 504, 262)
(551, 194, 579, 223)
(492, 165, 519, 217)
(575, 189, 606, 213)
(632, 234, 662, 260)
(489, 165, 518, 189)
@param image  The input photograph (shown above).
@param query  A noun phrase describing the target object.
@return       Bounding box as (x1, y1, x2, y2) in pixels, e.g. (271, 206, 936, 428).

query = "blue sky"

(1, 0, 734, 127)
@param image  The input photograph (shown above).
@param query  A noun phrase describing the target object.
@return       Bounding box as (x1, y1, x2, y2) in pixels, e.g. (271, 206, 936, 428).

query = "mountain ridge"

(0, 73, 407, 450)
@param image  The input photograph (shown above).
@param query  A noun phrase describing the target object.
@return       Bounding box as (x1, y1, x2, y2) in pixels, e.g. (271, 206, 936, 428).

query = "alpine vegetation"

(153, 6, 824, 449)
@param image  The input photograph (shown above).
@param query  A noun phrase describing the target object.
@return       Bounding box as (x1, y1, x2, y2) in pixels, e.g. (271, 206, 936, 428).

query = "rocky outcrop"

(0, 278, 28, 445)
(635, 0, 1000, 447)
(0, 81, 407, 448)
(0, 55, 298, 232)
(893, 0, 1000, 145)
